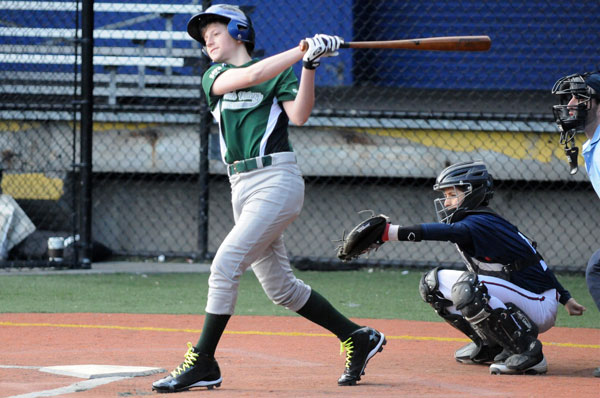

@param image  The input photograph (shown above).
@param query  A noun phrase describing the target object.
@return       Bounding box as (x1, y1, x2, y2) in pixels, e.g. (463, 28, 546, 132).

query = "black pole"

(70, 0, 81, 268)
(197, 106, 211, 260)
(79, 0, 94, 268)
(197, 0, 212, 260)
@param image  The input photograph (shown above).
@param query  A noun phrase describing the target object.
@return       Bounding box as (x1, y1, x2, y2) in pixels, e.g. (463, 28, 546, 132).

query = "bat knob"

(299, 39, 308, 52)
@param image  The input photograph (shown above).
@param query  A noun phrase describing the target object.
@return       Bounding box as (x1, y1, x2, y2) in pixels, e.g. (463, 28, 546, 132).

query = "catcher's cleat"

(152, 342, 222, 393)
(337, 327, 386, 386)
(489, 355, 547, 375)
(489, 340, 547, 375)
(455, 341, 504, 365)
(493, 347, 511, 363)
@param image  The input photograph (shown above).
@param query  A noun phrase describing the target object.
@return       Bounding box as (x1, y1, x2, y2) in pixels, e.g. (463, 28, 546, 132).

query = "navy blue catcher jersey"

(419, 211, 572, 304)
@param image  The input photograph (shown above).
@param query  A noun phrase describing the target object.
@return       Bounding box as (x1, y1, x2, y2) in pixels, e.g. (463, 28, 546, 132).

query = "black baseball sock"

(194, 313, 231, 358)
(296, 290, 361, 341)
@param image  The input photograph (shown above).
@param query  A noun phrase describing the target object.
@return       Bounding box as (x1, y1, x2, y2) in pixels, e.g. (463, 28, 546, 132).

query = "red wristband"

(382, 223, 391, 241)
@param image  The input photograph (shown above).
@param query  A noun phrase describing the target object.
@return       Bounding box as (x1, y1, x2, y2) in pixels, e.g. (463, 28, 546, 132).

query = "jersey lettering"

(208, 64, 225, 80)
(222, 91, 264, 110)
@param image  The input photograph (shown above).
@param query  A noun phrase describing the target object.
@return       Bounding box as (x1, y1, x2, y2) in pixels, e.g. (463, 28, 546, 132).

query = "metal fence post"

(79, 0, 94, 269)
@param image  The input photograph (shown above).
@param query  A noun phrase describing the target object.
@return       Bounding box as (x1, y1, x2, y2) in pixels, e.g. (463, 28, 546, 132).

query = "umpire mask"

(552, 71, 600, 174)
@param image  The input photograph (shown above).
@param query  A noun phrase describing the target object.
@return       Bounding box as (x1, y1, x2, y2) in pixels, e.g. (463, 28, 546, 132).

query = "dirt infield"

(1, 313, 598, 398)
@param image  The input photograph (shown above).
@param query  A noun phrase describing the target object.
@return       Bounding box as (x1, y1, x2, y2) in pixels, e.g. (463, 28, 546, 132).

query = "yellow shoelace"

(171, 342, 199, 377)
(340, 337, 354, 369)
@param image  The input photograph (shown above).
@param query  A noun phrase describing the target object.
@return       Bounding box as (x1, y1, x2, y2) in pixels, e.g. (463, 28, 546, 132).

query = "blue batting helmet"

(187, 4, 255, 53)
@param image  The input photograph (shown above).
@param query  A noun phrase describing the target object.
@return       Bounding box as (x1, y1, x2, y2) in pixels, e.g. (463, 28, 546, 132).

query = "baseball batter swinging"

(152, 4, 385, 393)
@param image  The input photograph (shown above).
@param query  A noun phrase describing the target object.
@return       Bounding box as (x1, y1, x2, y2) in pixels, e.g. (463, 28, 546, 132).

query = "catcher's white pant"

(206, 158, 311, 315)
(437, 269, 558, 333)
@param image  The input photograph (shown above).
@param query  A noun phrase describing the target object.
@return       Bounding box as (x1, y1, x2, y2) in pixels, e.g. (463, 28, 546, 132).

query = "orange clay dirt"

(0, 313, 598, 398)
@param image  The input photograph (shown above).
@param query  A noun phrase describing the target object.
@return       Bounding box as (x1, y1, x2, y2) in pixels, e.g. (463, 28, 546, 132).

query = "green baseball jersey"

(202, 59, 299, 164)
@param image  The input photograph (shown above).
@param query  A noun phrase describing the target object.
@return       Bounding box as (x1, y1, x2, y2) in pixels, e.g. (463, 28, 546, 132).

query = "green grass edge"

(0, 269, 597, 329)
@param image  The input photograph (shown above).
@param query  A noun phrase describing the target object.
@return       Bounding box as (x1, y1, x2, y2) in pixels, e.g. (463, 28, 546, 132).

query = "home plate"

(39, 364, 165, 379)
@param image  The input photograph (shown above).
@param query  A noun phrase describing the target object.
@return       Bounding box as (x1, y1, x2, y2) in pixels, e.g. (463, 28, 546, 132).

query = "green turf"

(0, 269, 597, 328)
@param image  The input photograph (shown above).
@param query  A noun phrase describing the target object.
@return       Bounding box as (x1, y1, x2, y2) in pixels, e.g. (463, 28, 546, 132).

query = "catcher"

(338, 160, 586, 375)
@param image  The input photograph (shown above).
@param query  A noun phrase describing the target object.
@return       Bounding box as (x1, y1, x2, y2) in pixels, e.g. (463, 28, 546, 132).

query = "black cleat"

(337, 327, 386, 386)
(489, 340, 547, 375)
(152, 343, 222, 393)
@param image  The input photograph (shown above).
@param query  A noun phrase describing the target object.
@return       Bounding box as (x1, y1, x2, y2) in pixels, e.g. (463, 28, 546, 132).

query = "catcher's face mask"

(434, 185, 469, 224)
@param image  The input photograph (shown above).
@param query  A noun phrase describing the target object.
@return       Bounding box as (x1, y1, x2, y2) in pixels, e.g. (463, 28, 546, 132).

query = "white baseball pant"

(437, 269, 558, 333)
(206, 158, 311, 315)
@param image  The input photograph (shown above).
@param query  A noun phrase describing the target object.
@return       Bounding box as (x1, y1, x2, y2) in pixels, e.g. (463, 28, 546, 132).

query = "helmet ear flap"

(481, 174, 494, 205)
(228, 20, 255, 53)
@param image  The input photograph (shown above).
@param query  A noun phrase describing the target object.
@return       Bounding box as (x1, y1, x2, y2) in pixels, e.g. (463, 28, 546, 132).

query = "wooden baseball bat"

(299, 35, 491, 52)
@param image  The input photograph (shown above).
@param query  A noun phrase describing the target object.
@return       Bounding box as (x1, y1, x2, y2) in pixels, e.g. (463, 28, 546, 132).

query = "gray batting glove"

(302, 35, 328, 69)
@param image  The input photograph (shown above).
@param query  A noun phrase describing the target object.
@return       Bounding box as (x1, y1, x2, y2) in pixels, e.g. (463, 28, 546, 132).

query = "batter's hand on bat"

(302, 34, 342, 69)
(316, 34, 343, 57)
(302, 35, 326, 69)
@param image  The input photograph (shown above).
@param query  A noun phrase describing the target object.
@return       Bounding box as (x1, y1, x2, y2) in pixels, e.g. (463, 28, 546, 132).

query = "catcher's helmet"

(551, 71, 600, 135)
(187, 4, 255, 54)
(433, 161, 494, 223)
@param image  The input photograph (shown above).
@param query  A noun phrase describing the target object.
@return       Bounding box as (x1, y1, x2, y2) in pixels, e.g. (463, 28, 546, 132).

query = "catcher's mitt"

(337, 214, 390, 262)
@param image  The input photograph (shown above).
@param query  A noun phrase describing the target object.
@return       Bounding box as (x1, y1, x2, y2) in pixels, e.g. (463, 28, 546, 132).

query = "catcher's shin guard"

(485, 304, 545, 374)
(450, 273, 544, 372)
(420, 269, 501, 364)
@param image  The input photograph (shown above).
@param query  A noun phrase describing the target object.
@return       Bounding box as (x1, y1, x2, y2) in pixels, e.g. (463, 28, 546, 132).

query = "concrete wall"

(90, 174, 599, 271)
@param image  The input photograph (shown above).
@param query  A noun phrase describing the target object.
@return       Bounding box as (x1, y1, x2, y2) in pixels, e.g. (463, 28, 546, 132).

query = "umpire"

(552, 70, 600, 377)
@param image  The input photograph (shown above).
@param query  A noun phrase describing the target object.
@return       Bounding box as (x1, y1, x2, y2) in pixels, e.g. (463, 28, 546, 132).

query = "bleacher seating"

(0, 2, 203, 109)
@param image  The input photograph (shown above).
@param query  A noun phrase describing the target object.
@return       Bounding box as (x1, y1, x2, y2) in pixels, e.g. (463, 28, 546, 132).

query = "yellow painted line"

(1, 173, 63, 200)
(389, 335, 470, 343)
(0, 321, 202, 334)
(93, 122, 156, 132)
(0, 121, 41, 132)
(359, 128, 586, 164)
(1, 321, 597, 349)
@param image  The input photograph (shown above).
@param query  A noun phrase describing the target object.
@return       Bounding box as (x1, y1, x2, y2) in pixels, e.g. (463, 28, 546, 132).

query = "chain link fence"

(0, 0, 83, 266)
(1, 0, 598, 271)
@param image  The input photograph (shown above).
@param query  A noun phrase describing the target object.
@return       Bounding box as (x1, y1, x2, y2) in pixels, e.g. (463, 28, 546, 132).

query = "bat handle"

(299, 39, 350, 52)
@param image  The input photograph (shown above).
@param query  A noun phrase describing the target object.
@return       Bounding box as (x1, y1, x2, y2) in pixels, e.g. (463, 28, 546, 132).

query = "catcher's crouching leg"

(450, 272, 547, 375)
(419, 268, 502, 364)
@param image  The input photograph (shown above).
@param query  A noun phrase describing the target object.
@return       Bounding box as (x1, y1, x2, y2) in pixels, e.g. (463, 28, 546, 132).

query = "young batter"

(382, 161, 585, 374)
(152, 5, 385, 393)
